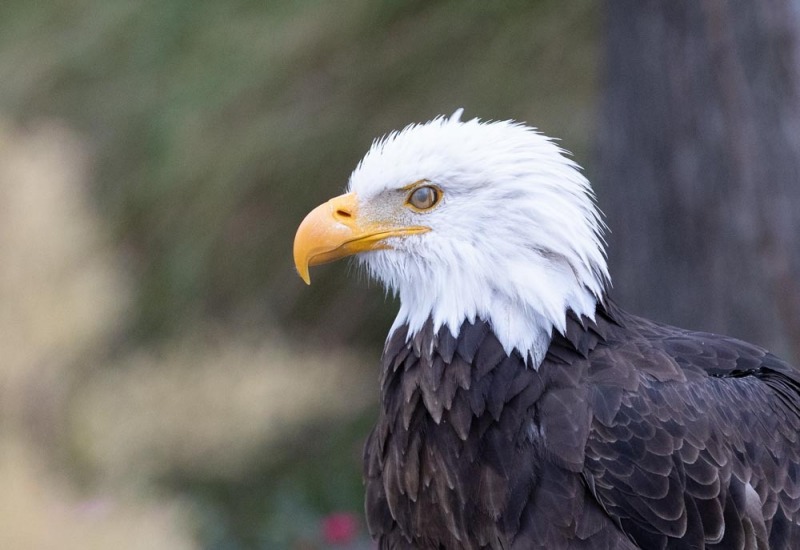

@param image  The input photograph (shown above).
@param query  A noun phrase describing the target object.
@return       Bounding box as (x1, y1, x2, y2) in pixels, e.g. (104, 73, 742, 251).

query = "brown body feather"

(363, 300, 800, 549)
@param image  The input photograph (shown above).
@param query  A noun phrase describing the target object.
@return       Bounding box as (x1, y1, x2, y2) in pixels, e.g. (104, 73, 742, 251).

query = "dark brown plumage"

(363, 300, 800, 549)
(291, 114, 800, 549)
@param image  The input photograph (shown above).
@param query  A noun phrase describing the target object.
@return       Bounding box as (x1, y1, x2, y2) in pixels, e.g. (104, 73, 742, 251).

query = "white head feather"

(348, 111, 609, 366)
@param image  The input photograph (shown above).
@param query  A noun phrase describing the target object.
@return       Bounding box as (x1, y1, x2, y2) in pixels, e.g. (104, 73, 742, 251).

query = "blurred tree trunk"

(596, 0, 800, 360)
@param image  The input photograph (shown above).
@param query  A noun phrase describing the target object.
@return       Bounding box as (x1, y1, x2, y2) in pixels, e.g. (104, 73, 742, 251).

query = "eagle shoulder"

(583, 305, 800, 549)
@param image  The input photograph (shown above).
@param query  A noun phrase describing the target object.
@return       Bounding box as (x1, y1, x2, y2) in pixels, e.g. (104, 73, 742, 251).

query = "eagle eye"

(406, 185, 442, 211)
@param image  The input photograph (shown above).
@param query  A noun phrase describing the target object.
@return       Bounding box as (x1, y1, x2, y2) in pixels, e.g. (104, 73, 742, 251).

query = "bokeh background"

(2, 1, 799, 548)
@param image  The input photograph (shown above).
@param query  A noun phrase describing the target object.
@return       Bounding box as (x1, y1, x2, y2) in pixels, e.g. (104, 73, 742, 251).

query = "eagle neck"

(391, 284, 604, 369)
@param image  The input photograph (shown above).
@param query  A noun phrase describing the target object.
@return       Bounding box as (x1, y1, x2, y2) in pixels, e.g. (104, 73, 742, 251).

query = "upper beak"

(293, 192, 428, 284)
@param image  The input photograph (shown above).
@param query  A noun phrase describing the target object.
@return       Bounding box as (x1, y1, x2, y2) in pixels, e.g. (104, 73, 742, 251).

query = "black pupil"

(413, 187, 436, 208)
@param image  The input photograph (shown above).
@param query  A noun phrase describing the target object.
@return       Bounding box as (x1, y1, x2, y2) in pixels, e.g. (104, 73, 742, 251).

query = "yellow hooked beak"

(293, 192, 429, 284)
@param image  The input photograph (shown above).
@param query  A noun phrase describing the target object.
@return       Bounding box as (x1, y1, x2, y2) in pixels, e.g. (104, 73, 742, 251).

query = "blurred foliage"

(0, 1, 598, 548)
(0, 0, 598, 349)
(177, 411, 376, 548)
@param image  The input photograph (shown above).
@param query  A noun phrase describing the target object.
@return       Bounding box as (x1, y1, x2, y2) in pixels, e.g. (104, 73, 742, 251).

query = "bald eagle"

(293, 111, 800, 549)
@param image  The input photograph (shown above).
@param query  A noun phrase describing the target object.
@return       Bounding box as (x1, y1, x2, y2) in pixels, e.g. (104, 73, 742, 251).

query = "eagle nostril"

(335, 209, 352, 219)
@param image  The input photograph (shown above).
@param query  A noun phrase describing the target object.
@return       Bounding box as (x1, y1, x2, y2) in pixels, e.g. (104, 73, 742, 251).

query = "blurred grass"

(0, 121, 194, 549)
(0, 119, 377, 548)
(0, 0, 598, 347)
(2, 438, 193, 550)
(0, 1, 598, 548)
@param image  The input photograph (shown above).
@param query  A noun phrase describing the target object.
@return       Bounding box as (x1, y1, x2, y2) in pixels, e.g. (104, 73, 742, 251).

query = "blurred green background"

(0, 1, 599, 548)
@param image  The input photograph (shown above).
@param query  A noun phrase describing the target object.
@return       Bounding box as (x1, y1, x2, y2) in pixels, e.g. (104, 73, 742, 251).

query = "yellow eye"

(406, 185, 442, 211)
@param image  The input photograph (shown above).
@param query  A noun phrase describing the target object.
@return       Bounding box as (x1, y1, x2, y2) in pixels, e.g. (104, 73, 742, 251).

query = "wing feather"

(584, 310, 800, 549)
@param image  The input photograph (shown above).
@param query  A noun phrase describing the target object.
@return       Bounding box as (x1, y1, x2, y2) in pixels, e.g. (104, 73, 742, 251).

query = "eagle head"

(294, 110, 609, 365)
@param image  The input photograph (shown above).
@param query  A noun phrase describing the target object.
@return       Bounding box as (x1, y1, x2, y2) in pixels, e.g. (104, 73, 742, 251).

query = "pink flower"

(321, 512, 359, 545)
